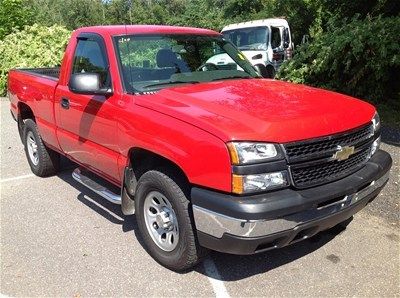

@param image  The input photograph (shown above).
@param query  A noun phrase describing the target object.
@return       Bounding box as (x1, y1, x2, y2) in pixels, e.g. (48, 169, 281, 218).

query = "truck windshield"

(114, 34, 260, 93)
(222, 27, 268, 51)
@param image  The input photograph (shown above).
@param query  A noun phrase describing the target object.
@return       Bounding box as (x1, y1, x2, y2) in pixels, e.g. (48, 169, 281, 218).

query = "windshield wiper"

(211, 76, 252, 82)
(142, 80, 200, 89)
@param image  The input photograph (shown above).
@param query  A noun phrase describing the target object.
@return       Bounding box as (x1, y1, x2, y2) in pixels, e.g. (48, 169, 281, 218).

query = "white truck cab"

(209, 19, 293, 78)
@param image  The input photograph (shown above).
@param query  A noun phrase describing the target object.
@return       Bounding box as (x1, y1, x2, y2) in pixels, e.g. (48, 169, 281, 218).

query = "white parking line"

(203, 257, 230, 298)
(0, 174, 34, 183)
(2, 169, 229, 297)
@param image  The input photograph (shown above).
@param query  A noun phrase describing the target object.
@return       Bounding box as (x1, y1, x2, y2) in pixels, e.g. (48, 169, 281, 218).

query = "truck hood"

(135, 79, 375, 143)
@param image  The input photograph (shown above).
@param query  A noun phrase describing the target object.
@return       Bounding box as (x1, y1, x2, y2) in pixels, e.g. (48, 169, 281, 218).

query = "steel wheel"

(26, 131, 39, 166)
(143, 191, 179, 252)
(135, 170, 208, 270)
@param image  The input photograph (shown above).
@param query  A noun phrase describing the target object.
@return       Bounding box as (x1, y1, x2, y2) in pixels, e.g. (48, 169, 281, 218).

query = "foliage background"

(0, 24, 70, 94)
(0, 0, 399, 126)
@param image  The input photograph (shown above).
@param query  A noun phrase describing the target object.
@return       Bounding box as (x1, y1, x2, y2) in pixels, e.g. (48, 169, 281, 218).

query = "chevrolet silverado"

(8, 25, 392, 271)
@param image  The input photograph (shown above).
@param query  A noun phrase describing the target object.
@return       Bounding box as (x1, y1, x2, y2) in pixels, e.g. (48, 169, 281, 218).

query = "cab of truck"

(219, 18, 293, 78)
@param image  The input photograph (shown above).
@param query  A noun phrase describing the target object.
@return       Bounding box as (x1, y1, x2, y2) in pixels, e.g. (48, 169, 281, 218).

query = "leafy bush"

(277, 16, 400, 104)
(0, 24, 71, 95)
(0, 0, 33, 40)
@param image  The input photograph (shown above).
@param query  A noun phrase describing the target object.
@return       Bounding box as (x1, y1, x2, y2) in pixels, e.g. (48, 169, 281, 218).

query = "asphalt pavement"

(1, 99, 399, 297)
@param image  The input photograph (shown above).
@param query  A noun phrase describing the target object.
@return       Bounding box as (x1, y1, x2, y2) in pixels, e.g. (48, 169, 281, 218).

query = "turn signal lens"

(232, 174, 244, 194)
(227, 143, 240, 165)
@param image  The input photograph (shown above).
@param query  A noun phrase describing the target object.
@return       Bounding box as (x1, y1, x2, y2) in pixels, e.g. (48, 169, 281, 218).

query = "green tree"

(277, 16, 400, 105)
(26, 0, 106, 29)
(0, 0, 33, 39)
(223, 0, 264, 20)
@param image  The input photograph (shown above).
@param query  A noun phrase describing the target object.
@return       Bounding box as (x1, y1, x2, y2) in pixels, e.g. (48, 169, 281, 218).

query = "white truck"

(207, 19, 293, 78)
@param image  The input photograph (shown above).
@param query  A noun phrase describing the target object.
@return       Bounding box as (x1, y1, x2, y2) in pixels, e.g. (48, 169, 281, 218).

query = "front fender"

(117, 101, 232, 193)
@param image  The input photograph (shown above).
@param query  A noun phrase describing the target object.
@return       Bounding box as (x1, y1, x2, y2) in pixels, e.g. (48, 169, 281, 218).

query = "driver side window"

(72, 38, 110, 88)
(271, 27, 282, 49)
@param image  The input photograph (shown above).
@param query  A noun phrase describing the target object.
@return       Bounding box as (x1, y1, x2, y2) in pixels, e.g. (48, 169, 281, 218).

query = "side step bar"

(72, 168, 121, 204)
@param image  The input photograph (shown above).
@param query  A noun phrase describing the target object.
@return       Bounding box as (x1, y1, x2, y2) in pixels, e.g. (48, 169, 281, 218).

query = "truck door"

(55, 33, 121, 183)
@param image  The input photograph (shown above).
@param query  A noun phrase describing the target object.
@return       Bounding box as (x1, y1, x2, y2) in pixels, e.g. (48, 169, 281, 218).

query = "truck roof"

(221, 18, 289, 32)
(74, 25, 220, 36)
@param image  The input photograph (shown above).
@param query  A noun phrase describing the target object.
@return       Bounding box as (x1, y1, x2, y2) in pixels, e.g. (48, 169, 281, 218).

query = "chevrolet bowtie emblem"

(332, 145, 355, 161)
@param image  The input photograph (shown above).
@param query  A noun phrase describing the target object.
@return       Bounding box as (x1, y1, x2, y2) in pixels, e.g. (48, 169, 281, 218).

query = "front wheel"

(135, 170, 208, 271)
(265, 65, 276, 78)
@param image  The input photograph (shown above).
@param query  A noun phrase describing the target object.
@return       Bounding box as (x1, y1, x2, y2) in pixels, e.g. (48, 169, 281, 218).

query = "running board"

(72, 168, 121, 204)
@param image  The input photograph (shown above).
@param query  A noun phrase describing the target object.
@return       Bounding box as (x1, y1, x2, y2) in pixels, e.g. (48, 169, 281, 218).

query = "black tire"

(266, 65, 276, 78)
(254, 64, 269, 78)
(17, 115, 25, 143)
(23, 119, 60, 177)
(135, 170, 208, 271)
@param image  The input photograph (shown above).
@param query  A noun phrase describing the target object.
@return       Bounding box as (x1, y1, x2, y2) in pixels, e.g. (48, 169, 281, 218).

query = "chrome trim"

(193, 171, 389, 238)
(72, 168, 121, 204)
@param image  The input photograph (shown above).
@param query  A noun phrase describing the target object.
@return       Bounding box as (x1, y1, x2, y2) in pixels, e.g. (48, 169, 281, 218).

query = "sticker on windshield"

(119, 37, 131, 43)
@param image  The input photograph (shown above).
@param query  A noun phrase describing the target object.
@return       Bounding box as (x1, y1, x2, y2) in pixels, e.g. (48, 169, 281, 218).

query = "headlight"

(232, 171, 289, 194)
(227, 142, 282, 164)
(371, 112, 381, 156)
(371, 136, 381, 156)
(372, 112, 380, 133)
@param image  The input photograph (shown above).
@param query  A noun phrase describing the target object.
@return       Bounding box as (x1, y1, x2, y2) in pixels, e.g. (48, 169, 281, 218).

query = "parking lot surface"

(1, 99, 399, 297)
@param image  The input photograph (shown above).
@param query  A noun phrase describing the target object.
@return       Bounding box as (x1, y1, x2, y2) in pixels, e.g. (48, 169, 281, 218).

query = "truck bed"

(8, 67, 61, 138)
(17, 67, 60, 81)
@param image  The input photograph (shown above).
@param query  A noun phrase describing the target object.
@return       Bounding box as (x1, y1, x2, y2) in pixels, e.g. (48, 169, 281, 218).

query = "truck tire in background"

(23, 119, 60, 177)
(265, 65, 276, 78)
(254, 64, 269, 78)
(135, 170, 208, 271)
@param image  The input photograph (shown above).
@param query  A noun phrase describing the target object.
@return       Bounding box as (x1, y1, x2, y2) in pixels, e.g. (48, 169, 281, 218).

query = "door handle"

(61, 97, 70, 109)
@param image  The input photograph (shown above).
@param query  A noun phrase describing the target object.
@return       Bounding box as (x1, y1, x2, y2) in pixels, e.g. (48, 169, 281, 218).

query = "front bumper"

(192, 150, 392, 255)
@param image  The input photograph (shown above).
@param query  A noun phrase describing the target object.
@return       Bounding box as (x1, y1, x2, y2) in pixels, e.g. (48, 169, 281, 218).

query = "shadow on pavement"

(56, 161, 137, 234)
(381, 125, 400, 147)
(195, 229, 341, 281)
(56, 161, 347, 280)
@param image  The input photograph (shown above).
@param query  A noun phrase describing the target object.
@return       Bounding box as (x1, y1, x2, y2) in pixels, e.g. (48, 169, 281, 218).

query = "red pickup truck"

(8, 25, 392, 271)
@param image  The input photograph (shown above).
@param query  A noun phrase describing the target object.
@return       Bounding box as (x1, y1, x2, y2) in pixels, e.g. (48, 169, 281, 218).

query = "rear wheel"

(135, 170, 208, 271)
(17, 116, 25, 142)
(23, 119, 60, 177)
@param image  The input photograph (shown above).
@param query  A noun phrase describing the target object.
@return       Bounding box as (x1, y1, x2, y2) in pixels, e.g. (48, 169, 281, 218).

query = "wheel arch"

(17, 102, 35, 141)
(121, 147, 191, 216)
(18, 101, 35, 121)
(129, 147, 189, 183)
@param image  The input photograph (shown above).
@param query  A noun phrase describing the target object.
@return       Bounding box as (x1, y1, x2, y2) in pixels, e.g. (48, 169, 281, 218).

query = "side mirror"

(283, 28, 290, 49)
(69, 73, 112, 95)
(252, 53, 263, 60)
